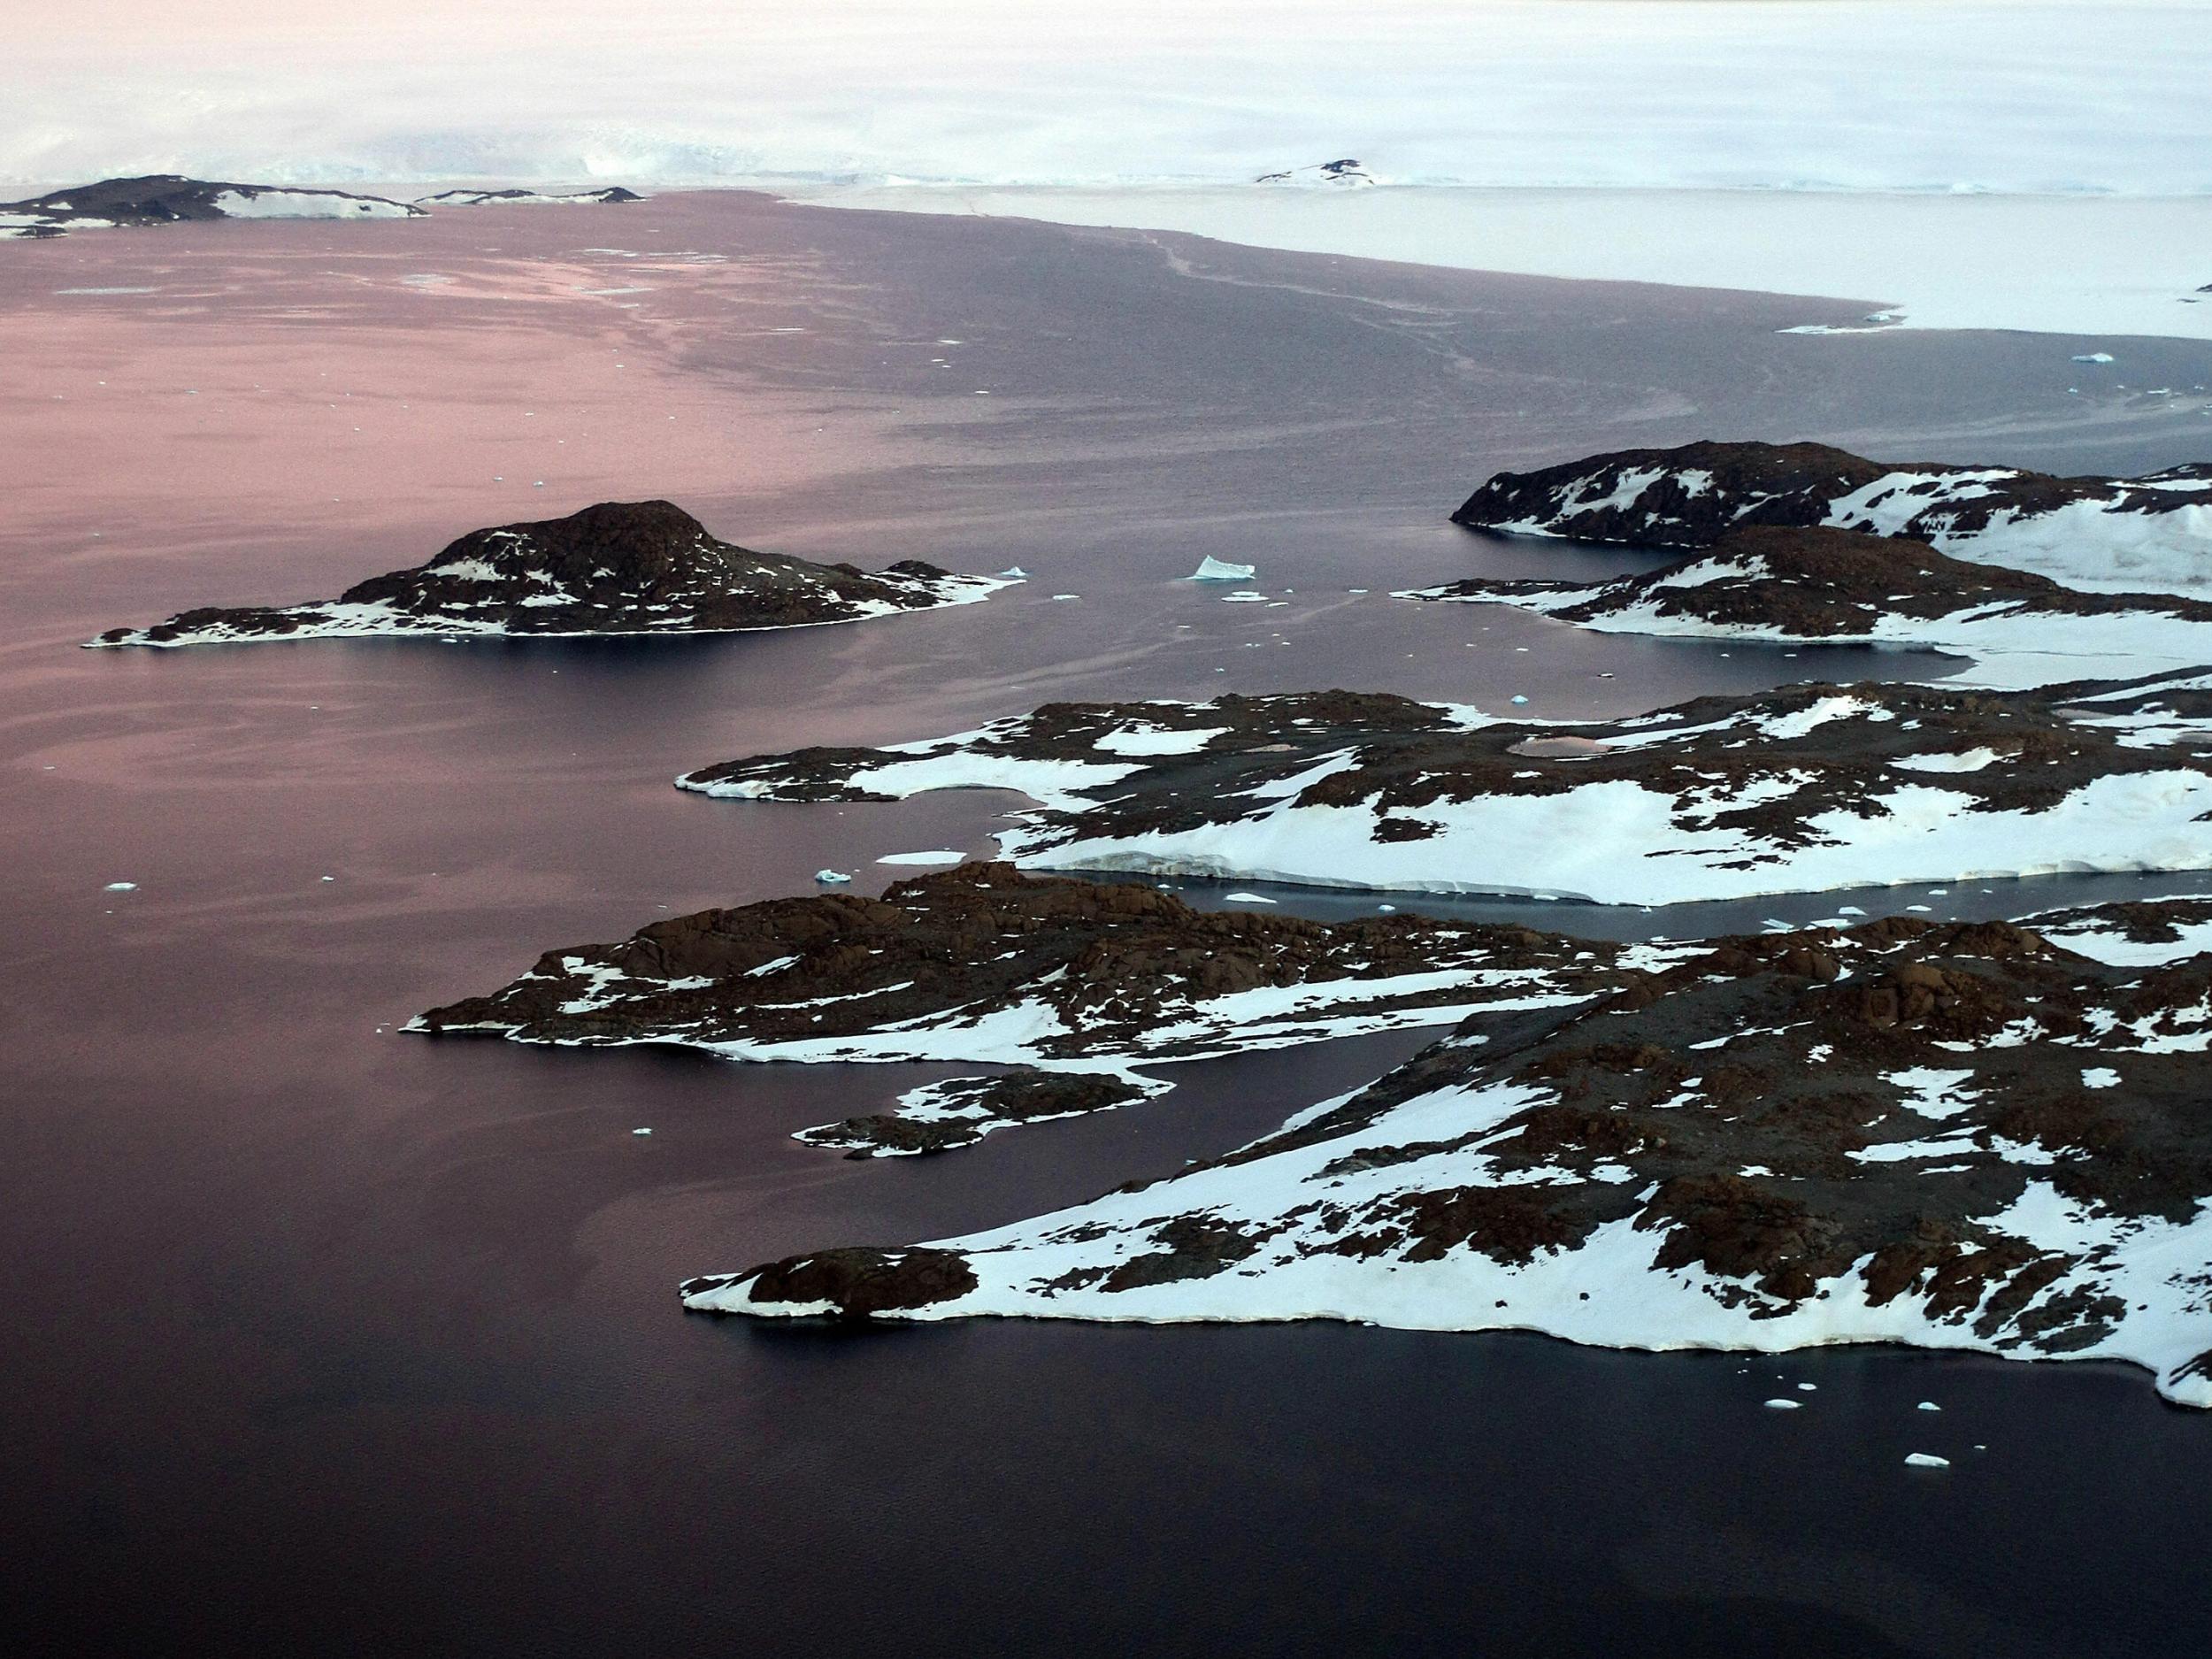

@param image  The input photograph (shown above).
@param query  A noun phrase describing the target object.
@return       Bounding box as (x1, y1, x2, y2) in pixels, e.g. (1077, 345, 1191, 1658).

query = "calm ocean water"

(5, 194, 2210, 1654)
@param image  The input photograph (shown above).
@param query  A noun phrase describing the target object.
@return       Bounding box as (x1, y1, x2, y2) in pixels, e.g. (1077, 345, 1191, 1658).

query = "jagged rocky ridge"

(0, 175, 422, 237)
(684, 910, 2212, 1409)
(1405, 524, 2212, 689)
(677, 677, 2212, 905)
(1451, 440, 2212, 596)
(88, 500, 1008, 647)
(411, 862, 1655, 1156)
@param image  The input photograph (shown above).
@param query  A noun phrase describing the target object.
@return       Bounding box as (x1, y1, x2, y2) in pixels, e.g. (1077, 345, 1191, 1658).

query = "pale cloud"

(4, 2, 2209, 195)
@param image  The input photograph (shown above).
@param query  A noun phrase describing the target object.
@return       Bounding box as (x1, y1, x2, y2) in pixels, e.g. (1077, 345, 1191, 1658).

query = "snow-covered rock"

(678, 677, 2212, 905)
(686, 908, 2212, 1409)
(410, 861, 1655, 1156)
(0, 175, 422, 236)
(88, 500, 1010, 647)
(1405, 524, 2212, 689)
(1453, 440, 2212, 597)
(415, 187, 644, 207)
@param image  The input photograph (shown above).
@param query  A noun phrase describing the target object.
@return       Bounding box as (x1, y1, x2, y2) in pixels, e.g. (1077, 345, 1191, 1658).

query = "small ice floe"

(2071, 352, 2116, 364)
(632, 1126, 653, 1136)
(104, 881, 136, 892)
(996, 566, 1029, 579)
(1050, 593, 1080, 603)
(1763, 1399, 1803, 1410)
(1509, 695, 1530, 705)
(1918, 1402, 1942, 1412)
(1220, 590, 1270, 603)
(1377, 903, 1398, 912)
(2081, 1066, 2120, 1088)
(1796, 1383, 1817, 1393)
(1508, 736, 1612, 760)
(1187, 557, 1257, 582)
(1904, 1452, 1951, 1469)
(877, 850, 964, 866)
(814, 869, 854, 885)
(319, 875, 335, 883)
(1223, 891, 1277, 904)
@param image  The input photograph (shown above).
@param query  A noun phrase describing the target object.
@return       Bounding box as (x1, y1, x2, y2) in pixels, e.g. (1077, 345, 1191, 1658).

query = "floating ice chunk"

(1763, 1399, 1803, 1410)
(1796, 1382, 1816, 1392)
(1904, 1452, 1951, 1469)
(1509, 695, 1530, 705)
(104, 881, 136, 892)
(632, 1126, 653, 1136)
(2081, 1066, 2120, 1088)
(1188, 557, 1257, 582)
(996, 566, 1029, 579)
(319, 875, 335, 882)
(1220, 590, 1271, 603)
(1918, 1402, 1942, 1412)
(877, 850, 965, 865)
(1051, 593, 1080, 602)
(2071, 352, 2116, 364)
(1223, 891, 1277, 904)
(815, 869, 854, 885)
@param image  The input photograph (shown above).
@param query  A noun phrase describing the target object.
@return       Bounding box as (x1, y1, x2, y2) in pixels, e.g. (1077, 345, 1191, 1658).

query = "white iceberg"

(1187, 557, 1257, 582)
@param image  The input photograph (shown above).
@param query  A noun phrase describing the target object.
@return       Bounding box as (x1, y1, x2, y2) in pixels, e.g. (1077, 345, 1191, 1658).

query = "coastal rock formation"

(797, 1072, 1156, 1157)
(1451, 440, 2212, 595)
(412, 861, 1654, 1152)
(1405, 524, 2212, 688)
(89, 500, 1009, 647)
(414, 187, 644, 207)
(685, 908, 2212, 1409)
(0, 175, 422, 237)
(676, 677, 2212, 904)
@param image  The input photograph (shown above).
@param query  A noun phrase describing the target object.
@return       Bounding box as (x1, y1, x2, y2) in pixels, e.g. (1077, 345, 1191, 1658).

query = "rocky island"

(413, 187, 644, 207)
(683, 906, 2212, 1409)
(676, 677, 2212, 904)
(1405, 524, 2212, 688)
(0, 175, 423, 237)
(88, 500, 1010, 647)
(412, 862, 1660, 1155)
(1452, 440, 2212, 595)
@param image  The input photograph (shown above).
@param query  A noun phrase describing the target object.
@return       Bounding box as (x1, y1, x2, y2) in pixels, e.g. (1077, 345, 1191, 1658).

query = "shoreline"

(774, 181, 2212, 342)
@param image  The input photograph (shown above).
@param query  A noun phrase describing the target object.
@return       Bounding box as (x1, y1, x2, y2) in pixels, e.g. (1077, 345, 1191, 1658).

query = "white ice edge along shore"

(1464, 473, 2212, 600)
(685, 1072, 2212, 1409)
(82, 572, 1011, 649)
(406, 964, 1612, 1154)
(680, 698, 2212, 906)
(1402, 580, 2212, 692)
